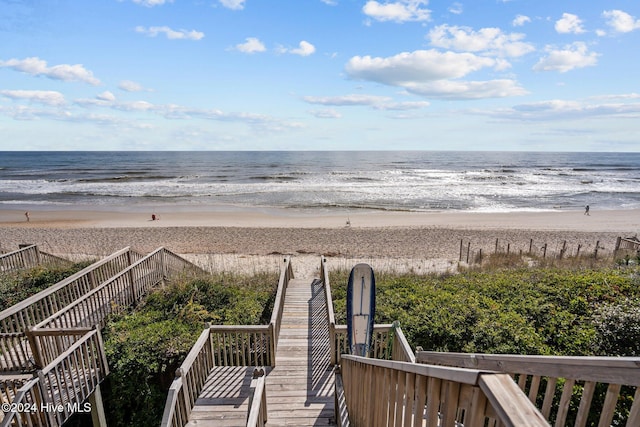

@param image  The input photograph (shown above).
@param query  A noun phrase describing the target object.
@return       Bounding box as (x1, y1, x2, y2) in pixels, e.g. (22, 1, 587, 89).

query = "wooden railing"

(160, 327, 213, 427)
(25, 327, 94, 369)
(615, 236, 640, 256)
(0, 245, 73, 273)
(416, 351, 640, 427)
(340, 354, 548, 427)
(0, 245, 42, 273)
(0, 247, 139, 372)
(0, 247, 137, 334)
(333, 324, 414, 364)
(210, 325, 273, 367)
(31, 249, 167, 330)
(31, 247, 200, 332)
(320, 256, 337, 364)
(161, 249, 204, 279)
(246, 368, 268, 427)
(268, 256, 293, 356)
(0, 328, 109, 427)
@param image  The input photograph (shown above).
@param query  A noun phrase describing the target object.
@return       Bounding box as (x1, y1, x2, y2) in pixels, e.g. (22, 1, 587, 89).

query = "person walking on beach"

(584, 205, 590, 216)
(24, 211, 29, 222)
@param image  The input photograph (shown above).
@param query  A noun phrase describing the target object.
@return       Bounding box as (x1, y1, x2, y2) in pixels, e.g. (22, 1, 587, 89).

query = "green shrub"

(592, 297, 640, 356)
(0, 261, 93, 308)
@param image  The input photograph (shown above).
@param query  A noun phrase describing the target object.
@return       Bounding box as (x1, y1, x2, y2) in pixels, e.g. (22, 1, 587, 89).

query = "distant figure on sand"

(584, 205, 590, 216)
(24, 211, 29, 222)
(151, 214, 157, 221)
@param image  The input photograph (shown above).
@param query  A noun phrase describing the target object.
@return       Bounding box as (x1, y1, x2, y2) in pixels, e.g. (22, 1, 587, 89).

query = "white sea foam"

(1, 151, 639, 212)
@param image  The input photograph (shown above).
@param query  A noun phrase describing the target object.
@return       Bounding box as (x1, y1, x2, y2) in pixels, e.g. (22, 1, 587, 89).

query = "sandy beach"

(1, 208, 638, 274)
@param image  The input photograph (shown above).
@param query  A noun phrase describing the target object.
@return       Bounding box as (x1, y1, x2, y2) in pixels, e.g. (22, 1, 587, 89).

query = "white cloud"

(362, 0, 431, 23)
(0, 90, 66, 106)
(118, 80, 148, 92)
(320, 0, 338, 5)
(287, 41, 316, 56)
(555, 13, 586, 34)
(309, 109, 342, 118)
(602, 10, 640, 33)
(220, 0, 245, 10)
(428, 25, 535, 57)
(304, 94, 394, 106)
(303, 94, 430, 110)
(132, 0, 172, 6)
(0, 57, 101, 85)
(490, 98, 640, 121)
(403, 79, 527, 99)
(135, 26, 204, 40)
(344, 50, 527, 99)
(235, 37, 266, 53)
(346, 50, 497, 84)
(448, 2, 463, 15)
(96, 91, 116, 102)
(533, 42, 598, 73)
(512, 15, 531, 27)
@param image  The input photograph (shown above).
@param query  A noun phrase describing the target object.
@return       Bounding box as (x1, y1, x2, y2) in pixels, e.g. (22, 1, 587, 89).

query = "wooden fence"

(460, 238, 610, 264)
(416, 351, 640, 427)
(340, 354, 548, 427)
(0, 245, 74, 274)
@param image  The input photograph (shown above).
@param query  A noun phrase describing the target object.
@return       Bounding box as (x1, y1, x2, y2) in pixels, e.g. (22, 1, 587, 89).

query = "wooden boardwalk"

(187, 276, 335, 427)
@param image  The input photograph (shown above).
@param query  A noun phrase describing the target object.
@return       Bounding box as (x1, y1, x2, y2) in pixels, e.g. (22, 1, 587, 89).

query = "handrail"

(25, 327, 94, 368)
(0, 245, 41, 273)
(1, 328, 109, 427)
(268, 256, 293, 359)
(340, 354, 548, 427)
(31, 246, 202, 332)
(335, 324, 413, 363)
(0, 247, 136, 333)
(390, 321, 415, 363)
(32, 248, 165, 330)
(209, 325, 273, 367)
(246, 368, 267, 427)
(0, 377, 45, 427)
(160, 327, 212, 427)
(416, 351, 640, 426)
(320, 256, 337, 365)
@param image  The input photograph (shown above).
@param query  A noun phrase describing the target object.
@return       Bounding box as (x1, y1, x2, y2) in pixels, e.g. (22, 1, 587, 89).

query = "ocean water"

(0, 151, 639, 213)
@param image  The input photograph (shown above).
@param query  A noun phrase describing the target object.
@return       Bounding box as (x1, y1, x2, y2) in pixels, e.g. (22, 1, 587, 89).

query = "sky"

(1, 0, 640, 151)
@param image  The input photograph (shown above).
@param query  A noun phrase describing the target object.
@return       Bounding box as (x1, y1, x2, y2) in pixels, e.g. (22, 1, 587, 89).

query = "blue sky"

(1, 0, 639, 151)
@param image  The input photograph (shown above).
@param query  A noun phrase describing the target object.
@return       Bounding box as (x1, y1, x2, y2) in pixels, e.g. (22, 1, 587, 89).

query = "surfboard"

(346, 263, 376, 357)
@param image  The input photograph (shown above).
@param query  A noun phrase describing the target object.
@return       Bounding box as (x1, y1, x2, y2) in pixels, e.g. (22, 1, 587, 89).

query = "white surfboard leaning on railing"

(346, 263, 376, 357)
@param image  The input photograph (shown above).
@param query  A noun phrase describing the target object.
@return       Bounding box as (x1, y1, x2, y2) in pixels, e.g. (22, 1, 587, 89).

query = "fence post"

(529, 239, 533, 254)
(543, 244, 547, 258)
(594, 241, 600, 259)
(466, 242, 471, 264)
(459, 240, 463, 261)
(495, 238, 499, 254)
(576, 244, 581, 257)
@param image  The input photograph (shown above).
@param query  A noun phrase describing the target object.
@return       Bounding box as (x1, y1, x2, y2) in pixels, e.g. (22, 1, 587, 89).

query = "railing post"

(37, 371, 59, 427)
(89, 384, 108, 427)
(26, 326, 44, 369)
(268, 322, 276, 367)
